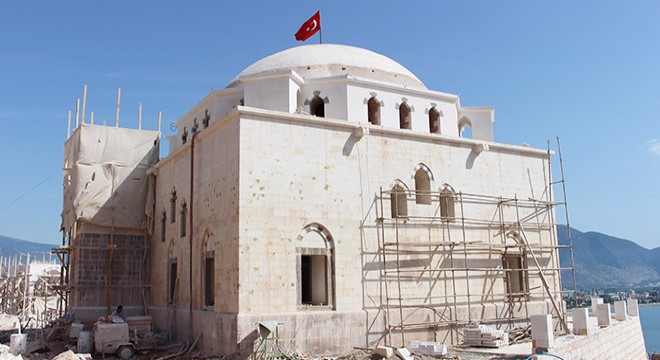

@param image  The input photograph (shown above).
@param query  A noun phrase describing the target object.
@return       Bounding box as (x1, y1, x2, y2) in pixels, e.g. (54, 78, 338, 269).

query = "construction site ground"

(0, 310, 544, 360)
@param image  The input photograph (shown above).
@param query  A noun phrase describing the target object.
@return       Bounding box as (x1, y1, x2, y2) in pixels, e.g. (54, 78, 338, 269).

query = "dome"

(228, 44, 426, 90)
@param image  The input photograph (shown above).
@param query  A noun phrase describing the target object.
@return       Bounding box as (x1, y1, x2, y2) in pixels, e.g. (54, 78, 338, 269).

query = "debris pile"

(462, 324, 509, 348)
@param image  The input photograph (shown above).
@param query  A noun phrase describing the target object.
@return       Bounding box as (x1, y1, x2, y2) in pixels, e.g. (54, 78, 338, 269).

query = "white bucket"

(9, 333, 27, 355)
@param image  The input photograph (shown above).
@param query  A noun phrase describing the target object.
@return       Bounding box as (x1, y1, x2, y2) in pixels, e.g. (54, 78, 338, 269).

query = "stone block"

(395, 347, 413, 360)
(597, 303, 611, 327)
(69, 323, 84, 339)
(535, 339, 552, 350)
(626, 298, 639, 317)
(590, 297, 603, 315)
(374, 345, 393, 358)
(614, 301, 627, 321)
(572, 308, 590, 335)
(409, 340, 447, 355)
(530, 314, 553, 347)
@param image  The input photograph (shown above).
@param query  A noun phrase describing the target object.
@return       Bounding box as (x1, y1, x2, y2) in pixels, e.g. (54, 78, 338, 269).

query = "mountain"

(558, 225, 660, 289)
(0, 235, 56, 259)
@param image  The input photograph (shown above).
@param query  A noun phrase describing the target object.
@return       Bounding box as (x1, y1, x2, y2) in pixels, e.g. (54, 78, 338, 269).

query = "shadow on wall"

(237, 329, 259, 359)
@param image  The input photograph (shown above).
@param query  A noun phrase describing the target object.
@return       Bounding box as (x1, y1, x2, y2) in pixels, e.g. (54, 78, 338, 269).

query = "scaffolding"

(377, 138, 576, 346)
(54, 123, 158, 319)
(0, 253, 62, 328)
(51, 221, 152, 318)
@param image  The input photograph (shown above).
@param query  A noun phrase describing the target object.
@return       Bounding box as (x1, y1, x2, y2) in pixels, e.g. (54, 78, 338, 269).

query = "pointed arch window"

(391, 183, 408, 218)
(160, 211, 167, 243)
(170, 189, 177, 224)
(205, 250, 215, 306)
(180, 200, 187, 238)
(440, 185, 456, 221)
(367, 97, 380, 125)
(168, 258, 177, 305)
(310, 95, 325, 117)
(414, 168, 432, 205)
(297, 223, 335, 308)
(429, 107, 440, 134)
(399, 103, 411, 130)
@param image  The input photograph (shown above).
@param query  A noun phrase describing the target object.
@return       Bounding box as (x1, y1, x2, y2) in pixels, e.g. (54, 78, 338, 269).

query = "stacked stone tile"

(463, 324, 509, 348)
(409, 340, 447, 355)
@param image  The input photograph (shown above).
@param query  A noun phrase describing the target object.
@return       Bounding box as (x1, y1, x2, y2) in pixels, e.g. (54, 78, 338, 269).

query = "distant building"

(62, 45, 567, 356)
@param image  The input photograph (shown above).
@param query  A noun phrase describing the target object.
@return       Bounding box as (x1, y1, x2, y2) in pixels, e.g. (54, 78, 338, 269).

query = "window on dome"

(459, 118, 473, 138)
(367, 97, 380, 125)
(429, 107, 440, 134)
(399, 103, 411, 130)
(310, 96, 325, 117)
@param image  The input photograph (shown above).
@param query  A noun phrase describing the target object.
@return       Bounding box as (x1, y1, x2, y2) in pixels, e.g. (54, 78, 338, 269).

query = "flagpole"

(320, 28, 323, 44)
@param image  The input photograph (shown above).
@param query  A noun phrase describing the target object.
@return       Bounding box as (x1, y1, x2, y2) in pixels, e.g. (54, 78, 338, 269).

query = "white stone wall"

(151, 115, 242, 347)
(152, 104, 561, 355)
(234, 107, 558, 353)
(551, 316, 647, 360)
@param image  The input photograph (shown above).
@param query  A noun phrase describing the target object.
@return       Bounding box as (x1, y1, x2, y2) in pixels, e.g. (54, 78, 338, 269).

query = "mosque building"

(62, 44, 568, 356)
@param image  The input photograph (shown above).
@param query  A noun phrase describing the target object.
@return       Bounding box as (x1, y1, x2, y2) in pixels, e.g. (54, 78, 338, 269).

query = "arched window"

(399, 102, 411, 130)
(180, 200, 187, 238)
(440, 185, 456, 221)
(429, 107, 440, 134)
(297, 223, 335, 308)
(459, 118, 473, 138)
(391, 183, 408, 218)
(414, 167, 432, 205)
(170, 189, 177, 224)
(310, 96, 325, 117)
(160, 211, 167, 243)
(168, 258, 177, 304)
(367, 97, 380, 125)
(204, 251, 215, 307)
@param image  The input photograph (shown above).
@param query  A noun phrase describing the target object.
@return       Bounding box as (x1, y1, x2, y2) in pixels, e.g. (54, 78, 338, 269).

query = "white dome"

(228, 44, 426, 90)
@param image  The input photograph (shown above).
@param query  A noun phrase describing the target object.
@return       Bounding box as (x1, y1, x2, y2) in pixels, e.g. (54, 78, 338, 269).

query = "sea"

(640, 305, 660, 354)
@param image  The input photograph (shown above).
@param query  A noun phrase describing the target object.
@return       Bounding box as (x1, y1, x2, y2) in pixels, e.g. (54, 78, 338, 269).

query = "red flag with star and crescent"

(295, 11, 321, 41)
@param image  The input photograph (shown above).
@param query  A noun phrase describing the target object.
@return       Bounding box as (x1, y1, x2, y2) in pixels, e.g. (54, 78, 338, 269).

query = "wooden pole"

(67, 111, 71, 138)
(81, 84, 87, 124)
(115, 88, 121, 128)
(90, 111, 94, 125)
(22, 253, 30, 323)
(158, 111, 162, 133)
(75, 99, 80, 128)
(138, 103, 142, 130)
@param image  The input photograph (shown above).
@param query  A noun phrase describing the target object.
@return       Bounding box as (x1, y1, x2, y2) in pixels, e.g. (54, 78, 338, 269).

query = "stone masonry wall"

(551, 316, 647, 360)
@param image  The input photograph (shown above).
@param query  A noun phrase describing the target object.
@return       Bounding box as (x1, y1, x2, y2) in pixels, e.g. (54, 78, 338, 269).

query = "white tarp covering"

(62, 125, 159, 231)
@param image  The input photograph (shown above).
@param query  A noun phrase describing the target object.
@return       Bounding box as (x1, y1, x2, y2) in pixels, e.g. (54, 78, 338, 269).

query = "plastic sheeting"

(62, 125, 159, 231)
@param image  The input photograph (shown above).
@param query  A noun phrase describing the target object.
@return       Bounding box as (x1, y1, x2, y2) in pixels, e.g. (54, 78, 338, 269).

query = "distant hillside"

(558, 225, 660, 289)
(0, 235, 56, 259)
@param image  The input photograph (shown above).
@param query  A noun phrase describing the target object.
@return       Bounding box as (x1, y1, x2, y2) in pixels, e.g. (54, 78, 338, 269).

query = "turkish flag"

(295, 11, 321, 41)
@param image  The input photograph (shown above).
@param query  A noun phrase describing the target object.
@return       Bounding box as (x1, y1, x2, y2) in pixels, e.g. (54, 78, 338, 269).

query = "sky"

(1, 1, 659, 249)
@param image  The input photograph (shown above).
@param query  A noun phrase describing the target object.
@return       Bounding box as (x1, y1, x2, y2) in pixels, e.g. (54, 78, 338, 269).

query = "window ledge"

(297, 305, 334, 311)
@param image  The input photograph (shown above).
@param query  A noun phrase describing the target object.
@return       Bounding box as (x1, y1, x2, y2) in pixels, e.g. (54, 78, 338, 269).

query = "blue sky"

(1, 1, 659, 249)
